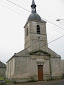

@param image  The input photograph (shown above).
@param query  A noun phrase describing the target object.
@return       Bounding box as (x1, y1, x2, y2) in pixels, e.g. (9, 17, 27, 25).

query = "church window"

(27, 28, 28, 36)
(37, 25, 40, 34)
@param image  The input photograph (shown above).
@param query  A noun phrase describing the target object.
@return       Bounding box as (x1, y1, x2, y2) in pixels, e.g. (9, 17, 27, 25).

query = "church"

(6, 0, 62, 81)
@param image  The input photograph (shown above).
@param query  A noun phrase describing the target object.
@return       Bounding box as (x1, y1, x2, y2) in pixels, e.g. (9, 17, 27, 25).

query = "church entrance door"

(38, 65, 43, 80)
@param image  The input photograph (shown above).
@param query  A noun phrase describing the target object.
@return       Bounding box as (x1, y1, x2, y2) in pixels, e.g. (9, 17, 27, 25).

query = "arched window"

(27, 28, 28, 36)
(37, 25, 40, 34)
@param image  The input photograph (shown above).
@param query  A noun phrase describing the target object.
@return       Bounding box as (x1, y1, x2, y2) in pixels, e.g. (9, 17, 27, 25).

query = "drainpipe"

(49, 55, 52, 80)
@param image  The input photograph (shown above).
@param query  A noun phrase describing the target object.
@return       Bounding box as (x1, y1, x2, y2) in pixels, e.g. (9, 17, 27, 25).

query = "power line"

(0, 3, 20, 15)
(1, 1, 64, 42)
(14, 0, 64, 38)
(21, 0, 64, 31)
(6, 0, 64, 32)
(39, 34, 64, 51)
(6, 0, 30, 12)
(47, 34, 64, 46)
(38, 34, 64, 51)
(18, 0, 31, 6)
(5, 0, 64, 47)
(25, 34, 64, 52)
(22, 0, 58, 21)
(0, 2, 28, 20)
(42, 18, 64, 31)
(0, 0, 64, 51)
(15, 0, 64, 39)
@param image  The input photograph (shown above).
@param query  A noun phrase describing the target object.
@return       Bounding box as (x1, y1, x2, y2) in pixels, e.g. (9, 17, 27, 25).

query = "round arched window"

(37, 25, 40, 34)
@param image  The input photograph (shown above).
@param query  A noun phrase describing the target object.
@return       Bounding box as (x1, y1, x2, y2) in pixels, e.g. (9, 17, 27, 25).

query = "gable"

(0, 61, 6, 68)
(47, 48, 61, 58)
(29, 50, 50, 56)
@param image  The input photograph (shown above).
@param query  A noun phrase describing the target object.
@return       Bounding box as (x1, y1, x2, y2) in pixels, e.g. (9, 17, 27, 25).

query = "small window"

(37, 25, 40, 34)
(27, 28, 28, 36)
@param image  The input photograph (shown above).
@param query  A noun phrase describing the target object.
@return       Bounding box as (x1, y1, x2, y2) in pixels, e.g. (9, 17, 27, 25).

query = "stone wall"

(25, 21, 48, 52)
(43, 60, 50, 80)
(50, 57, 62, 78)
(6, 55, 63, 80)
(14, 55, 50, 80)
(61, 60, 64, 76)
(6, 58, 15, 78)
(15, 56, 38, 80)
(0, 68, 6, 77)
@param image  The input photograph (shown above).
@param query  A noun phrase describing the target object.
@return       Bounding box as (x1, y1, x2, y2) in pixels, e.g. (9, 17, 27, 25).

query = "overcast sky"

(0, 0, 64, 64)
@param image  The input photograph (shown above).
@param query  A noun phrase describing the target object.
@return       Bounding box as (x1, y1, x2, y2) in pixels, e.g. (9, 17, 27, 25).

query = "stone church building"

(6, 0, 62, 81)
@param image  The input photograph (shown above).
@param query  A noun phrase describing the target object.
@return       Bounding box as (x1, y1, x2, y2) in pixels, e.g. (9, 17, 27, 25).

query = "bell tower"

(24, 0, 48, 52)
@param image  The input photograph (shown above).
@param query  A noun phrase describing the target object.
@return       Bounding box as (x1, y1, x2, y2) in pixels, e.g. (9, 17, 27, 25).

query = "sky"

(0, 0, 64, 64)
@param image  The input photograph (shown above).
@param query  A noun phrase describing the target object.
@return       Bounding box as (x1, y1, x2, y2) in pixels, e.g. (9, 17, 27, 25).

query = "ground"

(6, 79, 64, 85)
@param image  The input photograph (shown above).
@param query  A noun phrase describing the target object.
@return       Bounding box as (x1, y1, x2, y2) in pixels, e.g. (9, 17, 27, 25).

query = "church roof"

(7, 47, 61, 63)
(28, 13, 41, 21)
(24, 0, 46, 28)
(47, 48, 61, 58)
(0, 61, 6, 68)
(27, 0, 45, 22)
(14, 48, 61, 58)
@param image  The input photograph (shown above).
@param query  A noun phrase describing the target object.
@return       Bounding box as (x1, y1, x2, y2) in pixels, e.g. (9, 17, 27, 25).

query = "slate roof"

(28, 13, 41, 22)
(0, 61, 6, 68)
(27, 0, 46, 23)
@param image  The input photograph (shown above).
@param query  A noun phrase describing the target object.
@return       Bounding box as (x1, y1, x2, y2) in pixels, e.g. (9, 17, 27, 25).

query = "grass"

(0, 77, 11, 83)
(5, 78, 11, 83)
(0, 77, 4, 80)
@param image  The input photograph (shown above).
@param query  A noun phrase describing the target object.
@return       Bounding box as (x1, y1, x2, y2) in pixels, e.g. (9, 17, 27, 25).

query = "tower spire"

(32, 0, 35, 5)
(31, 0, 36, 13)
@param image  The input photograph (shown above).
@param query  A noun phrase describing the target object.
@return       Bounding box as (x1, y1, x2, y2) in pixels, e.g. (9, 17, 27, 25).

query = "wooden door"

(38, 65, 43, 81)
